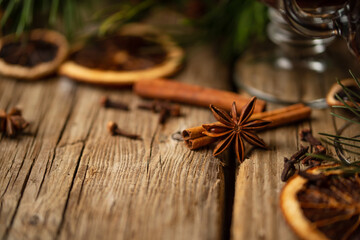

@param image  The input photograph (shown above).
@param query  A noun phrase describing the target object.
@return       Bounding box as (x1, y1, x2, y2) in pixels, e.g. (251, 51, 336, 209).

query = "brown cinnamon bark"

(183, 104, 311, 149)
(182, 126, 206, 140)
(133, 79, 266, 113)
(262, 105, 311, 128)
(183, 104, 311, 141)
(184, 136, 217, 150)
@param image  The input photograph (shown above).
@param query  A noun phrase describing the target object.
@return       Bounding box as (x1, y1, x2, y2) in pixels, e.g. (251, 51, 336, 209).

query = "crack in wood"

(1, 82, 72, 233)
(147, 126, 158, 174)
(55, 143, 86, 240)
(2, 149, 17, 182)
(77, 164, 89, 205)
(0, 175, 13, 200)
(3, 156, 36, 240)
(59, 139, 86, 148)
(221, 154, 235, 240)
(159, 155, 163, 175)
(146, 126, 159, 193)
(36, 89, 78, 200)
(36, 150, 55, 200)
(12, 148, 27, 185)
(54, 100, 100, 239)
(1, 133, 38, 237)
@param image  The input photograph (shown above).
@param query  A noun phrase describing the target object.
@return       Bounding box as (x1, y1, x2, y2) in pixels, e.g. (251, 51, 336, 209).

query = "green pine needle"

(314, 72, 360, 174)
(1, 0, 87, 39)
(330, 112, 360, 125)
(349, 70, 360, 88)
(326, 137, 360, 150)
(332, 105, 360, 111)
(319, 132, 360, 142)
(99, 0, 154, 36)
(49, 0, 60, 25)
(336, 79, 360, 109)
(334, 94, 360, 118)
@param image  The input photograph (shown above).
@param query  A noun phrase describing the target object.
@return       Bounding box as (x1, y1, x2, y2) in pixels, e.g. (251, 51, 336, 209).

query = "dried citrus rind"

(58, 23, 184, 85)
(326, 78, 359, 107)
(0, 29, 68, 80)
(281, 165, 360, 240)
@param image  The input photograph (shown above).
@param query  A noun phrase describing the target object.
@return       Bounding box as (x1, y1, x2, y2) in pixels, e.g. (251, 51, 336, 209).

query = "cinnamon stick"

(182, 126, 206, 140)
(184, 136, 217, 150)
(182, 104, 311, 149)
(134, 79, 266, 113)
(262, 104, 311, 128)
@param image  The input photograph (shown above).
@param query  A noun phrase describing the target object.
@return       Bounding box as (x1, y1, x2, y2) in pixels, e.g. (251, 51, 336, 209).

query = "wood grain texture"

(0, 45, 228, 240)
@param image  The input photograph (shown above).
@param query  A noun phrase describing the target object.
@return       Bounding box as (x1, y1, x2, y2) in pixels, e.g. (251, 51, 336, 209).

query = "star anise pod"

(202, 97, 271, 163)
(0, 107, 29, 137)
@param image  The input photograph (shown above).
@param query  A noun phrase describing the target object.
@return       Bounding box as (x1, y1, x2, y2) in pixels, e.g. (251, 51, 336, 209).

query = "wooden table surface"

(0, 36, 358, 239)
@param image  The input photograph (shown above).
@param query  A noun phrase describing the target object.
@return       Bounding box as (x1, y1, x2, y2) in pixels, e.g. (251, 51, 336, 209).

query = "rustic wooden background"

(0, 12, 359, 240)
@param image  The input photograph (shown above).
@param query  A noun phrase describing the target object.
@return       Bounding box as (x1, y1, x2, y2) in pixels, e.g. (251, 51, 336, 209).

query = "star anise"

(202, 97, 271, 163)
(0, 107, 29, 137)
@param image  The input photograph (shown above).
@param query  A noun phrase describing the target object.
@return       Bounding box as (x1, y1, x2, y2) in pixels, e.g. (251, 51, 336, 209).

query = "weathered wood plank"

(0, 78, 76, 239)
(57, 45, 228, 240)
(0, 45, 228, 240)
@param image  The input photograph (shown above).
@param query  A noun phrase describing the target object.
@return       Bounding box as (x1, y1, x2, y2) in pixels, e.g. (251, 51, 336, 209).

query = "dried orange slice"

(0, 29, 68, 80)
(326, 78, 359, 107)
(281, 165, 360, 240)
(58, 23, 184, 85)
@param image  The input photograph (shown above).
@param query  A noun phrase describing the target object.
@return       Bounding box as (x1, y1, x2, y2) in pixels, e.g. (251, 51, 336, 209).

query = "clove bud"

(107, 121, 141, 140)
(138, 100, 181, 125)
(100, 96, 129, 111)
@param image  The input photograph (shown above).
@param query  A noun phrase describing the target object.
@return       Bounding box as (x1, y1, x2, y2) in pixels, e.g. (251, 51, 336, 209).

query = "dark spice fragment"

(297, 173, 360, 240)
(300, 129, 326, 166)
(107, 121, 141, 140)
(282, 129, 328, 182)
(281, 145, 309, 182)
(300, 129, 322, 147)
(0, 108, 29, 137)
(138, 100, 181, 125)
(100, 96, 129, 110)
(0, 40, 58, 67)
(71, 35, 167, 71)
